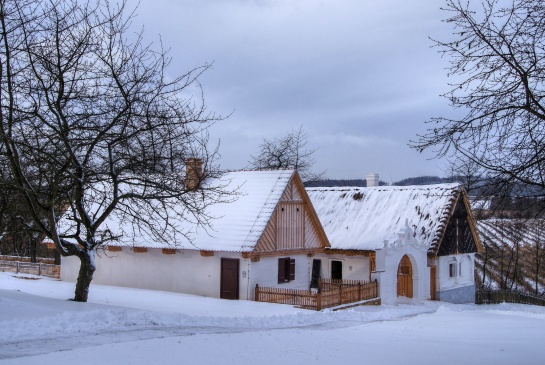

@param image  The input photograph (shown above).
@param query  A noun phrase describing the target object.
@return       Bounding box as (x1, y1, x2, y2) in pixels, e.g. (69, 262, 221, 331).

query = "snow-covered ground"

(1, 272, 544, 364)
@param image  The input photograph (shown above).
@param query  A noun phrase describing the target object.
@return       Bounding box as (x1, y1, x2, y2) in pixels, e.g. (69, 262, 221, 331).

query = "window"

(278, 257, 295, 283)
(449, 262, 457, 278)
(331, 260, 343, 280)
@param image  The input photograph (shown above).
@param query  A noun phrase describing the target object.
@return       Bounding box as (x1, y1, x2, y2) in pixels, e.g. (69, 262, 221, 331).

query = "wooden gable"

(430, 190, 483, 257)
(251, 171, 330, 257)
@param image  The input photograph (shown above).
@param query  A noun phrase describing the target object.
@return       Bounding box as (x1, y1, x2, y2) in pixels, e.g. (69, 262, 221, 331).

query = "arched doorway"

(397, 255, 413, 298)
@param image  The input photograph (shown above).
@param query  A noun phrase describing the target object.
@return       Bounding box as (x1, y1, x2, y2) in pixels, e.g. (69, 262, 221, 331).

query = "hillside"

(476, 219, 545, 297)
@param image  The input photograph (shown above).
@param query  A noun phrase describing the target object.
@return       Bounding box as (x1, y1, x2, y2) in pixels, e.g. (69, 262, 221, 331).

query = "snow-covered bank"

(1, 272, 544, 364)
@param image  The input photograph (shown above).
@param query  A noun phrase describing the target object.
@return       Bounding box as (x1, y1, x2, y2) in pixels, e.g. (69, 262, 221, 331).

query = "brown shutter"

(278, 258, 286, 283)
(289, 258, 295, 281)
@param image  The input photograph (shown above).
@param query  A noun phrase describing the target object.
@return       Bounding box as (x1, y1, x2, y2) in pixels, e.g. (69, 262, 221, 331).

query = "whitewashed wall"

(61, 249, 251, 299)
(432, 253, 476, 303)
(248, 254, 312, 299)
(436, 253, 476, 291)
(313, 254, 371, 282)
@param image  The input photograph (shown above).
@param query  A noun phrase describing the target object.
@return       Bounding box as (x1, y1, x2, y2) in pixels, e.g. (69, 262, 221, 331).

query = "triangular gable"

(251, 171, 330, 256)
(429, 189, 483, 257)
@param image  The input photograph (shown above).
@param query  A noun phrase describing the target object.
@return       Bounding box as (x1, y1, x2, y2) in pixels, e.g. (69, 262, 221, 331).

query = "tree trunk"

(30, 237, 37, 263)
(73, 250, 96, 302)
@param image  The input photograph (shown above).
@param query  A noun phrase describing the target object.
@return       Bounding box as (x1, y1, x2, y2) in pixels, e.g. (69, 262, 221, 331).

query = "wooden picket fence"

(476, 289, 545, 307)
(255, 279, 379, 310)
(0, 259, 60, 279)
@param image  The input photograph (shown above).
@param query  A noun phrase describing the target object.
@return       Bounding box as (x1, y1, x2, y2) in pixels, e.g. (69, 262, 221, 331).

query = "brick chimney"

(366, 173, 379, 187)
(185, 158, 204, 190)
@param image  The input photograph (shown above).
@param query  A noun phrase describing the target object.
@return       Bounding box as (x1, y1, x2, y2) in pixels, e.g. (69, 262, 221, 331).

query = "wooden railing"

(0, 260, 60, 279)
(476, 289, 545, 307)
(255, 279, 379, 311)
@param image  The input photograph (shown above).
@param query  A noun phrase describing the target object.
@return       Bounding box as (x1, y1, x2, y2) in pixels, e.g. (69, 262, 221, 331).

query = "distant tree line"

(306, 179, 391, 188)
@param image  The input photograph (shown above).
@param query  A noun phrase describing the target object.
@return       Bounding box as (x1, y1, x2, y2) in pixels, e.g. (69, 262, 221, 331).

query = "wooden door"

(220, 258, 239, 300)
(430, 266, 437, 300)
(397, 255, 413, 298)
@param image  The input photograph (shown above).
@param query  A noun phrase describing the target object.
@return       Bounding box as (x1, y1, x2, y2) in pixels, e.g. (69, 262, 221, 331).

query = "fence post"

(317, 292, 321, 311)
(16, 261, 19, 274)
(358, 282, 362, 301)
(38, 263, 42, 276)
(338, 285, 343, 306)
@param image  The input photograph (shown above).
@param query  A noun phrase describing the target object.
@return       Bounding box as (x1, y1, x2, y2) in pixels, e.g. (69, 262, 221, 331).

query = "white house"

(60, 168, 331, 300)
(307, 178, 483, 305)
(60, 164, 482, 306)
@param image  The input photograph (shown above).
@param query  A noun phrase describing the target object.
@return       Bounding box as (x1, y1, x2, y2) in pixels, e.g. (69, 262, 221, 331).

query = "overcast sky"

(128, 0, 457, 182)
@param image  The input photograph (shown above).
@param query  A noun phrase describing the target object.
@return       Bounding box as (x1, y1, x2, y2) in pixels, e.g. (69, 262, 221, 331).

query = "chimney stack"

(185, 158, 204, 190)
(366, 173, 379, 187)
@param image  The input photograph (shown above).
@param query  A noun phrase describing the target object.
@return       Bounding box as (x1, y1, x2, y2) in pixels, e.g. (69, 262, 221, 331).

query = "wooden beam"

(200, 250, 214, 257)
(162, 248, 176, 255)
(245, 248, 325, 258)
(323, 248, 373, 256)
(461, 191, 484, 253)
(108, 246, 122, 252)
(133, 247, 147, 253)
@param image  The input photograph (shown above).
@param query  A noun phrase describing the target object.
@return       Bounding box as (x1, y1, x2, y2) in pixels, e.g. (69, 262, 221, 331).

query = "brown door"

(430, 266, 437, 300)
(397, 255, 413, 298)
(220, 258, 239, 300)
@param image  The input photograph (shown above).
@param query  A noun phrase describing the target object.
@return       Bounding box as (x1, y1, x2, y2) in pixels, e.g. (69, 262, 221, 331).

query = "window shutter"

(289, 258, 295, 281)
(278, 258, 286, 283)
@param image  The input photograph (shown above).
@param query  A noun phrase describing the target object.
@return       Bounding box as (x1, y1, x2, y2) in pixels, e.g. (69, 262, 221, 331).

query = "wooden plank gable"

(430, 190, 483, 257)
(252, 171, 329, 256)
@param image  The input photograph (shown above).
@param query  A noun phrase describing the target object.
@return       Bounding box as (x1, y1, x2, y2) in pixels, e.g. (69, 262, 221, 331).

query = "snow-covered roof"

(88, 169, 295, 252)
(307, 183, 462, 251)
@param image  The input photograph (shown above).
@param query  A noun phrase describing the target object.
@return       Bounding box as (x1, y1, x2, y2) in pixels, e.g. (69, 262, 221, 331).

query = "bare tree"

(412, 0, 545, 198)
(249, 126, 325, 185)
(444, 157, 483, 196)
(522, 219, 545, 295)
(0, 0, 228, 302)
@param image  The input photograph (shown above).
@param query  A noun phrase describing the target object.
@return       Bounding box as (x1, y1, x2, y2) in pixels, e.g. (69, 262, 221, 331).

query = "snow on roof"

(80, 169, 295, 252)
(307, 183, 461, 251)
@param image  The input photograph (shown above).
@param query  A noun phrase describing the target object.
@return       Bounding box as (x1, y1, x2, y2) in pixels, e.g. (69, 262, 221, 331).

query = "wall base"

(436, 284, 475, 304)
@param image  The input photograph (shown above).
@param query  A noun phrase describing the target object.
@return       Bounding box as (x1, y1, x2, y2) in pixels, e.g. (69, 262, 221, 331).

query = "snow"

(60, 169, 294, 252)
(1, 272, 545, 364)
(307, 184, 460, 251)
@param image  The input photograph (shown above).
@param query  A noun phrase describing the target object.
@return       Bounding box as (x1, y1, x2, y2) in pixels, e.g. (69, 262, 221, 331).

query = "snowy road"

(0, 287, 428, 360)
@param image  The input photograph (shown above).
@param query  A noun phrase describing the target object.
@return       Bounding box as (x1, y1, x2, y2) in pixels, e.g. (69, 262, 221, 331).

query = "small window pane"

(449, 263, 457, 277)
